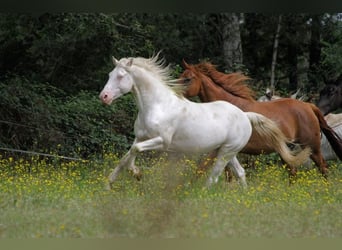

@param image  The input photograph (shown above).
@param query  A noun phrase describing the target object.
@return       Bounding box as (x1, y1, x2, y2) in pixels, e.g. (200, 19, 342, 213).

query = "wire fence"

(0, 147, 84, 161)
(0, 118, 101, 161)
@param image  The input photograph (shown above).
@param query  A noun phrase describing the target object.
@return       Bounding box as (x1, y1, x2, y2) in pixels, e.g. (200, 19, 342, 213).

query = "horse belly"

(169, 129, 224, 153)
(242, 131, 276, 154)
(169, 111, 251, 153)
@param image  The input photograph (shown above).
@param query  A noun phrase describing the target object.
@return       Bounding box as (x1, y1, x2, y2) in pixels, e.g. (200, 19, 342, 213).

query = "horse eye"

(117, 69, 126, 79)
(183, 77, 192, 84)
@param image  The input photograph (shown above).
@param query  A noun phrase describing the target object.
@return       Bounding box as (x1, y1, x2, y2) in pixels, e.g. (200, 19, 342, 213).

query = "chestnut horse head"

(181, 60, 204, 97)
(181, 60, 254, 102)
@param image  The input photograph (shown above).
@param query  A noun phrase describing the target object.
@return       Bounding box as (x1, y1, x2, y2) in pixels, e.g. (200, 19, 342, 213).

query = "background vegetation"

(1, 13, 342, 159)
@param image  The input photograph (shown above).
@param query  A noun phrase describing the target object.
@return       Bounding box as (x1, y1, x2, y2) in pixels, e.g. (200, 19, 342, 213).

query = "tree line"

(1, 13, 342, 158)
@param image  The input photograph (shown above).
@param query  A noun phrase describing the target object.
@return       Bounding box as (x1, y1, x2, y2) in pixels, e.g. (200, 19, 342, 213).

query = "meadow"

(0, 152, 341, 238)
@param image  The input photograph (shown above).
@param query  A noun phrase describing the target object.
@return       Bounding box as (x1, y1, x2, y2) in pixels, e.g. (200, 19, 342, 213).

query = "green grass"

(0, 153, 341, 238)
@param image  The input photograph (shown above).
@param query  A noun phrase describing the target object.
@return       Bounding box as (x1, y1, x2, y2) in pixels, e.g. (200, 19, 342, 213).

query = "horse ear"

(127, 58, 133, 67)
(120, 58, 133, 72)
(112, 56, 119, 65)
(182, 59, 190, 69)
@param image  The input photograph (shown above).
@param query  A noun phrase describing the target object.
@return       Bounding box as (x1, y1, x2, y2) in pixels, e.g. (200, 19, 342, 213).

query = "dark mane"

(194, 62, 255, 101)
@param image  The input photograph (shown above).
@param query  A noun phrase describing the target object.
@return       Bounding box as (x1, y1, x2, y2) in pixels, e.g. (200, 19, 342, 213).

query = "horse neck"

(197, 77, 224, 101)
(131, 69, 178, 111)
(199, 75, 255, 110)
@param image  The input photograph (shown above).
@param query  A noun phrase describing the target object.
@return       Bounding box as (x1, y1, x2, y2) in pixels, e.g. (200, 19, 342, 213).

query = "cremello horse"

(304, 113, 342, 166)
(99, 54, 310, 189)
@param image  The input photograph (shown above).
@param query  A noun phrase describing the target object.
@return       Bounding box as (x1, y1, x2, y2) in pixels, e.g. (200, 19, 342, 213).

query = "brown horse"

(180, 61, 342, 179)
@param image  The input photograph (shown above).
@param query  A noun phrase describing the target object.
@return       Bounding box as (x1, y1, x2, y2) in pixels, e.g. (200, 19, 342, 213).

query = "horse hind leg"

(207, 151, 246, 188)
(310, 151, 329, 178)
(282, 162, 298, 184)
(226, 156, 247, 187)
(197, 149, 218, 177)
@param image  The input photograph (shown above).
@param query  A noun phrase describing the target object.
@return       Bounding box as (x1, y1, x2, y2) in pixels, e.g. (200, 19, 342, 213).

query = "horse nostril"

(103, 94, 108, 99)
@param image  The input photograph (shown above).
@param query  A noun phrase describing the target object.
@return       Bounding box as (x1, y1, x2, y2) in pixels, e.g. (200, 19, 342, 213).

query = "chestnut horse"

(180, 61, 342, 179)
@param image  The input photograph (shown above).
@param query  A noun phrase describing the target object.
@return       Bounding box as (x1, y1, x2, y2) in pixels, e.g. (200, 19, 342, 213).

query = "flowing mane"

(128, 54, 186, 96)
(130, 54, 171, 82)
(194, 62, 255, 101)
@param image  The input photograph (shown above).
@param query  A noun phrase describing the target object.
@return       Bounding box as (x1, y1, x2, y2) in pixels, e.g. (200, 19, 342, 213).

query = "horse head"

(180, 60, 202, 97)
(99, 57, 134, 105)
(317, 84, 342, 115)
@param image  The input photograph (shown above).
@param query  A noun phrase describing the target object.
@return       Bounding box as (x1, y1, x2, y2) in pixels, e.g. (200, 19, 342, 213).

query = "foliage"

(1, 13, 342, 157)
(0, 153, 341, 238)
(321, 20, 342, 81)
(0, 76, 134, 158)
(0, 13, 119, 93)
(0, 76, 64, 152)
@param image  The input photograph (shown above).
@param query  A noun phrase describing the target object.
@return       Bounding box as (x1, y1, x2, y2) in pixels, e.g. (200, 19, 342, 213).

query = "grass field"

(0, 152, 341, 238)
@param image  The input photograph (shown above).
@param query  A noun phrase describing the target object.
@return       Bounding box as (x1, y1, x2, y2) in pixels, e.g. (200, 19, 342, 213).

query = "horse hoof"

(133, 172, 143, 181)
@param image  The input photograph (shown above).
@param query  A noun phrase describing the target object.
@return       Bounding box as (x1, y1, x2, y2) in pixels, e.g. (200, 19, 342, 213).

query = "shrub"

(0, 76, 136, 159)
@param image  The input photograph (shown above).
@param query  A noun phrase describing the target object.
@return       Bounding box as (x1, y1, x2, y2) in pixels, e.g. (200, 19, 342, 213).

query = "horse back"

(249, 98, 316, 139)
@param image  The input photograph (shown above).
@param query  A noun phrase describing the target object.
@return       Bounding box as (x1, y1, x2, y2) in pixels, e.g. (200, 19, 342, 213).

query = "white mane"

(126, 54, 171, 82)
(122, 54, 185, 96)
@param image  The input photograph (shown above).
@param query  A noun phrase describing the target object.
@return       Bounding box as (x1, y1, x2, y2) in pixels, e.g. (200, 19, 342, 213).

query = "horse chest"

(134, 111, 176, 139)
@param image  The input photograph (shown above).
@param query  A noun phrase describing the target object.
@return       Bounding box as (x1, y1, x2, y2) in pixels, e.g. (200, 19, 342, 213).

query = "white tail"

(245, 112, 311, 167)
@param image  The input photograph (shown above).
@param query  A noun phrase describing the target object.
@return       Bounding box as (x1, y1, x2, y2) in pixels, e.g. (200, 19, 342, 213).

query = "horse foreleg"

(133, 136, 165, 152)
(107, 149, 137, 189)
(116, 136, 165, 183)
(128, 136, 166, 180)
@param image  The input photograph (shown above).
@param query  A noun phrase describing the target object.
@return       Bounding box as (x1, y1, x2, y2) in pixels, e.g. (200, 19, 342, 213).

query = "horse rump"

(312, 104, 342, 160)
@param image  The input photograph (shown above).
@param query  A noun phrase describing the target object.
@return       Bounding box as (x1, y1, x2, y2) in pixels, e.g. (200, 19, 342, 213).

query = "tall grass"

(0, 152, 341, 238)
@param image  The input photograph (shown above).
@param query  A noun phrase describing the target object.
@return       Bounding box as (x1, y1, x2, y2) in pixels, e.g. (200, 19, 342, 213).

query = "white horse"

(303, 113, 342, 167)
(99, 54, 310, 189)
(258, 87, 306, 102)
(323, 113, 342, 160)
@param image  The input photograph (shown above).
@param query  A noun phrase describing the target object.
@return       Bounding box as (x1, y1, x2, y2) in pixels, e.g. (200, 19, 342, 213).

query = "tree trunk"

(221, 13, 243, 71)
(270, 15, 282, 92)
(309, 14, 322, 90)
(287, 44, 298, 91)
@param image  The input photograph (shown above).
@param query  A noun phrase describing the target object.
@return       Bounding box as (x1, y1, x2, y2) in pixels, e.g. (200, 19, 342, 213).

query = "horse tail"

(245, 112, 311, 167)
(311, 104, 342, 160)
